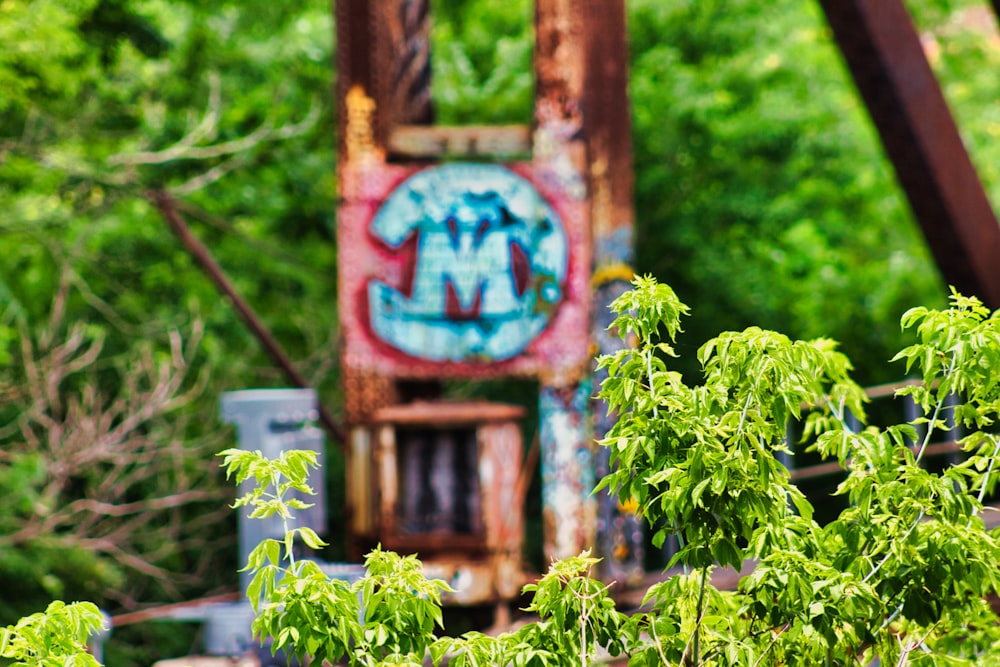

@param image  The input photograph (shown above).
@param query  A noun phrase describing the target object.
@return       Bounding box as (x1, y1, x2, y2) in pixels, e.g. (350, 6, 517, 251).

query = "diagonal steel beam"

(817, 0, 1000, 308)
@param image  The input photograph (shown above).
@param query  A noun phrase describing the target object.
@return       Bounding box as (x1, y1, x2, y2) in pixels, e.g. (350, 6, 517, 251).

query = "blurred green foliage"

(2, 0, 1000, 663)
(628, 0, 943, 384)
(0, 0, 341, 655)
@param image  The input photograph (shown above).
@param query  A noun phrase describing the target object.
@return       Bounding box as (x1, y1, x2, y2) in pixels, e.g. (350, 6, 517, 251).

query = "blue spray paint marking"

(368, 164, 568, 362)
(540, 382, 595, 559)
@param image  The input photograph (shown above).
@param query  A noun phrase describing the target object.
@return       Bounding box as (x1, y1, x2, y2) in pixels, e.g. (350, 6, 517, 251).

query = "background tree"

(3, 0, 1000, 663)
(629, 0, 985, 384)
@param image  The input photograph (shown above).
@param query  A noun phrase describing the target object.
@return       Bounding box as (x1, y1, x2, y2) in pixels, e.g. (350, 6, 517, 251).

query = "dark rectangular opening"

(395, 426, 483, 537)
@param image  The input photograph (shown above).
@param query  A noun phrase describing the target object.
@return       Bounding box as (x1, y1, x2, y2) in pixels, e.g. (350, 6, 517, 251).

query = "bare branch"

(169, 154, 249, 196)
(0, 267, 232, 604)
(109, 77, 320, 167)
(107, 73, 223, 166)
(65, 490, 220, 519)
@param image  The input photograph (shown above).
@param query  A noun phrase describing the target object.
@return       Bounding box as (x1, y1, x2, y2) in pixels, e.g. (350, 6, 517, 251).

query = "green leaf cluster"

(598, 276, 864, 571)
(594, 276, 1000, 664)
(6, 2, 1000, 663)
(0, 601, 105, 667)
(221, 448, 451, 666)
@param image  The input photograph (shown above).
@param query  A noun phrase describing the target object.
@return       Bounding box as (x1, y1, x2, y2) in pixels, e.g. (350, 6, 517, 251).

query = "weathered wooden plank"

(372, 400, 526, 425)
(818, 0, 1000, 307)
(387, 124, 532, 159)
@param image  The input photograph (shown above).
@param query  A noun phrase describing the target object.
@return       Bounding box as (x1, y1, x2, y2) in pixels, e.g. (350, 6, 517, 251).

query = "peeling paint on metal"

(540, 382, 596, 560)
(592, 275, 644, 583)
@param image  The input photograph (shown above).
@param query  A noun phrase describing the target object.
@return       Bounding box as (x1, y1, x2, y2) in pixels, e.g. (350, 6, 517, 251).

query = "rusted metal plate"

(388, 125, 532, 160)
(818, 0, 1000, 307)
(338, 161, 592, 383)
(342, 367, 398, 426)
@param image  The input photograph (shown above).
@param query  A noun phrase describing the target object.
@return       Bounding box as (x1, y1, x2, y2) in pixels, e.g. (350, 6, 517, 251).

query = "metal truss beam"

(818, 0, 1000, 307)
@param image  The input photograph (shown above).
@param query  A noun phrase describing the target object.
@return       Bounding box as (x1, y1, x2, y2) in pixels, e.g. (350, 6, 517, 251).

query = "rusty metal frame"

(818, 0, 1000, 307)
(370, 402, 527, 604)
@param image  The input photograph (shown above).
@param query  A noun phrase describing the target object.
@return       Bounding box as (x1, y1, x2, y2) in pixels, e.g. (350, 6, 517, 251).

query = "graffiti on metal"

(368, 164, 568, 362)
(540, 382, 596, 560)
(339, 161, 590, 381)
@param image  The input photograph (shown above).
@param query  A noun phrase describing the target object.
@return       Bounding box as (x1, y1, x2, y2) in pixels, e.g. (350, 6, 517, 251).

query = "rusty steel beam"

(581, 0, 635, 268)
(580, 0, 643, 582)
(387, 0, 433, 126)
(335, 0, 381, 156)
(534, 0, 598, 563)
(818, 0, 1000, 308)
(336, 0, 432, 157)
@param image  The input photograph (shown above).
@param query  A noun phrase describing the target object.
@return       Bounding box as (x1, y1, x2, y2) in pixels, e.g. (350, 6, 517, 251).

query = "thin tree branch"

(108, 79, 320, 167)
(107, 73, 223, 166)
(149, 189, 347, 448)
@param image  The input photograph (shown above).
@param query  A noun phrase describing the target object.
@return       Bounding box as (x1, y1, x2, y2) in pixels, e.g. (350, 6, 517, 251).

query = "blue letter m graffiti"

(366, 164, 568, 363)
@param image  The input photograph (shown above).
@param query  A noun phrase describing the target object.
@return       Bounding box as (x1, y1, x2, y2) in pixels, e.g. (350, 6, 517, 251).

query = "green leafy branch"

(596, 276, 1000, 664)
(0, 600, 105, 667)
(220, 448, 453, 667)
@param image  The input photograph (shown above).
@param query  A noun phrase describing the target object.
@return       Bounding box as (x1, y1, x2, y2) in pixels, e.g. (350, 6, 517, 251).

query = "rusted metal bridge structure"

(335, 0, 643, 604)
(820, 0, 1000, 307)
(332, 0, 1000, 607)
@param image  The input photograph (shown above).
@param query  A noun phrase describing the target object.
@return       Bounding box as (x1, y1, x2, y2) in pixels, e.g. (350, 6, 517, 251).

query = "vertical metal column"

(539, 384, 596, 560)
(580, 0, 643, 582)
(535, 0, 597, 561)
